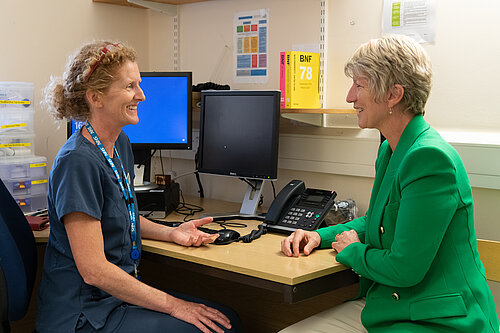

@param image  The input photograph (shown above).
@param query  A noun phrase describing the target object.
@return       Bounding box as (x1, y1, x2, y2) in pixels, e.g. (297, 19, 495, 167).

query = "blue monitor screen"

(68, 72, 192, 150)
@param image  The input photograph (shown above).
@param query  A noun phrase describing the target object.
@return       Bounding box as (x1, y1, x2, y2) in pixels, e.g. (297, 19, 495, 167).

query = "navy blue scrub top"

(36, 129, 141, 332)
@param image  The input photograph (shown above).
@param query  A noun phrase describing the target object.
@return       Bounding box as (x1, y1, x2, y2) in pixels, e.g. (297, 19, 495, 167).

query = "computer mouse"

(213, 229, 241, 245)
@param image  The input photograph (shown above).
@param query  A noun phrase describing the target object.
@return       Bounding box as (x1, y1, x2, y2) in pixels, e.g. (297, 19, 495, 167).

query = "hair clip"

(84, 43, 122, 83)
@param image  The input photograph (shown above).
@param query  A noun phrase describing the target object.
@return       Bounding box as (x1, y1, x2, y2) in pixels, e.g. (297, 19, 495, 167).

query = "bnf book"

(288, 51, 320, 109)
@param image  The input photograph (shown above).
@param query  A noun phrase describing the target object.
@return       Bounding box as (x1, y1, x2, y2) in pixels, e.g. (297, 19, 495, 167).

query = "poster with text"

(382, 0, 436, 43)
(233, 9, 269, 83)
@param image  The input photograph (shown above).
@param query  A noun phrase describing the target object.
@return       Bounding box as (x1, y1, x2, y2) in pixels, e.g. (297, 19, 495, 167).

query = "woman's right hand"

(281, 229, 321, 257)
(169, 298, 231, 333)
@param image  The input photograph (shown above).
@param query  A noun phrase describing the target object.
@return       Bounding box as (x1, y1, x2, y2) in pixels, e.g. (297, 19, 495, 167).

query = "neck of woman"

(82, 119, 121, 158)
(380, 111, 414, 152)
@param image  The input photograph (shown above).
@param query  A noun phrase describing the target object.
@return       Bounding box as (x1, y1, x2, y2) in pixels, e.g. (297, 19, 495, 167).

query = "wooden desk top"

(33, 196, 348, 286)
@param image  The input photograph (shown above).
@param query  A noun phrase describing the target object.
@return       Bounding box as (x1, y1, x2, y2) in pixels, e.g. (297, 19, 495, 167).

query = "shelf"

(93, 0, 212, 9)
(280, 108, 356, 114)
(281, 108, 358, 128)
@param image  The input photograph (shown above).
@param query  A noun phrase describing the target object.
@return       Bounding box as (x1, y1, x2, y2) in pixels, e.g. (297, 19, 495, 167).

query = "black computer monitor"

(68, 72, 192, 185)
(197, 90, 280, 217)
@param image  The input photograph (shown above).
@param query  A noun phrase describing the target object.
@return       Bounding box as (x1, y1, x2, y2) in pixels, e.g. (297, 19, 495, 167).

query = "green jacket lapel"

(366, 116, 430, 248)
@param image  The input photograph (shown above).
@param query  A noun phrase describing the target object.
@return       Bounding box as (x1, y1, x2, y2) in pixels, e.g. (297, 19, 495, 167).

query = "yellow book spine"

(289, 51, 320, 109)
(285, 52, 291, 108)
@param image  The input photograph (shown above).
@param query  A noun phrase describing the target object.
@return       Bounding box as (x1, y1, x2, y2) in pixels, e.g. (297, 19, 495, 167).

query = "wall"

(0, 0, 151, 166)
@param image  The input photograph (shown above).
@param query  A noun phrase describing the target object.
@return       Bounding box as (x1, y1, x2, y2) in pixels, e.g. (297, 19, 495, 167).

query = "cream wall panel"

(147, 10, 175, 71)
(178, 0, 320, 88)
(278, 132, 378, 178)
(0, 0, 151, 167)
(325, 0, 500, 133)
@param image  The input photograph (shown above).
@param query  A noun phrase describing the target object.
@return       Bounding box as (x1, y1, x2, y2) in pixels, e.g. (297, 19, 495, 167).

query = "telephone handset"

(263, 179, 337, 234)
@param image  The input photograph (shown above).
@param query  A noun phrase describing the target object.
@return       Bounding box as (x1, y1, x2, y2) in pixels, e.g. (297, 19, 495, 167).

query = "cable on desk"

(175, 189, 204, 221)
(209, 220, 247, 230)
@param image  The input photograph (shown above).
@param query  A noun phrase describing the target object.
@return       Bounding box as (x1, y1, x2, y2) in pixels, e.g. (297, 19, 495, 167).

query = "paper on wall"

(382, 0, 436, 43)
(233, 8, 269, 84)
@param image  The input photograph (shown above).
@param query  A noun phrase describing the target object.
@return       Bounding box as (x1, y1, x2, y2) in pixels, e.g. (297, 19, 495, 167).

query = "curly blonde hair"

(42, 41, 137, 121)
(344, 34, 432, 116)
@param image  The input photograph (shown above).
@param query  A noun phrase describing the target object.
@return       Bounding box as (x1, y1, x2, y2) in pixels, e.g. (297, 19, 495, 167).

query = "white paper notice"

(382, 0, 436, 43)
(233, 9, 269, 83)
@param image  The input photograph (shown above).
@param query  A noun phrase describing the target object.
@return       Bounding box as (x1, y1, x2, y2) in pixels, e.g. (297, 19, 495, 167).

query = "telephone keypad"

(279, 189, 336, 230)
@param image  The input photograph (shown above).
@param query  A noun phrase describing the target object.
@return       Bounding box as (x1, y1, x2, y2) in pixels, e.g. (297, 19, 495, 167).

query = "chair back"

(0, 178, 37, 327)
(477, 239, 500, 282)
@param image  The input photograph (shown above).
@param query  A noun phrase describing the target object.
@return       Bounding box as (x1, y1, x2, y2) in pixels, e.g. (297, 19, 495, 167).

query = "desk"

(33, 196, 358, 331)
(142, 197, 357, 303)
(34, 196, 357, 303)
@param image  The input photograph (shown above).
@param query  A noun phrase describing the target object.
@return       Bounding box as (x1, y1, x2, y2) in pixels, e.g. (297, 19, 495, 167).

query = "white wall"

(325, 0, 500, 134)
(0, 0, 151, 166)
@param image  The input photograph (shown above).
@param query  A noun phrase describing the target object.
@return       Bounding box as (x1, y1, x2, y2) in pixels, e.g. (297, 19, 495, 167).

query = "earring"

(389, 107, 393, 115)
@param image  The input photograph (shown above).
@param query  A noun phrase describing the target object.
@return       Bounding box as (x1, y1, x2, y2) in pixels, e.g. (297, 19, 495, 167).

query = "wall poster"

(233, 9, 269, 83)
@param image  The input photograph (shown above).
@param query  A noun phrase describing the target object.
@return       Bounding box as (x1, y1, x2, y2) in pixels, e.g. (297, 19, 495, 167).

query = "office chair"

(0, 178, 37, 333)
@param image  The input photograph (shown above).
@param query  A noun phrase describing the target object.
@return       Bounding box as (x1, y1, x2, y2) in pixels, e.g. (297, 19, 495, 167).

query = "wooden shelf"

(93, 0, 211, 8)
(281, 108, 356, 114)
(280, 108, 358, 127)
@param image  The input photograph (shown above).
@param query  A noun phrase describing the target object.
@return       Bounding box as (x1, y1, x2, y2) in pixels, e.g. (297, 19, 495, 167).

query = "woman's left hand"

(332, 230, 360, 253)
(170, 217, 218, 247)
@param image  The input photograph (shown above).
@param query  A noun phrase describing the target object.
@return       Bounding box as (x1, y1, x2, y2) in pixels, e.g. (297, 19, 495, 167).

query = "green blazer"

(317, 116, 499, 332)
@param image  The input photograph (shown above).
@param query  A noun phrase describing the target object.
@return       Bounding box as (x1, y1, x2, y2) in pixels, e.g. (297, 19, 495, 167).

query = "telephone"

(263, 180, 337, 234)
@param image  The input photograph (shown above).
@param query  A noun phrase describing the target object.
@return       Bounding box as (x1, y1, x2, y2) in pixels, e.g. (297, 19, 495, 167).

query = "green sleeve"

(316, 215, 367, 249)
(336, 146, 461, 287)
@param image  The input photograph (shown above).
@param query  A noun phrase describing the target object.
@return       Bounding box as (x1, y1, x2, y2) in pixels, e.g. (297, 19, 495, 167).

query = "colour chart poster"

(233, 9, 269, 83)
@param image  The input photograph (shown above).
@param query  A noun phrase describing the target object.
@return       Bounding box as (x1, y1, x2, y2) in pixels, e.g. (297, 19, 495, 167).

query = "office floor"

(12, 245, 359, 333)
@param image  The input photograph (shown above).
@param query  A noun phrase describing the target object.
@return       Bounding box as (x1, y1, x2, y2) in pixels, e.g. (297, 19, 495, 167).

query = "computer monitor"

(68, 72, 192, 185)
(197, 90, 280, 218)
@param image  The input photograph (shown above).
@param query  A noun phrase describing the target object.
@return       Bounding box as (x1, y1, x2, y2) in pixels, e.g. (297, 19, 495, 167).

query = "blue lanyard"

(85, 122, 140, 275)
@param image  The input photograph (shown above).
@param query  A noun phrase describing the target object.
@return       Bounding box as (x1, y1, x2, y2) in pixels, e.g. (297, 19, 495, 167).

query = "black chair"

(0, 178, 37, 333)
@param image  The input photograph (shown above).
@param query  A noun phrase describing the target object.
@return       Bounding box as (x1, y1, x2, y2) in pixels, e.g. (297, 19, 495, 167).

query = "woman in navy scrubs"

(36, 41, 241, 333)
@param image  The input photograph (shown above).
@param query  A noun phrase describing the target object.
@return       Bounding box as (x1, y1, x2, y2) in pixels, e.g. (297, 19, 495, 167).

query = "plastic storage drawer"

(0, 133, 35, 157)
(0, 108, 34, 135)
(0, 82, 34, 110)
(14, 194, 48, 213)
(1, 178, 48, 196)
(0, 156, 47, 179)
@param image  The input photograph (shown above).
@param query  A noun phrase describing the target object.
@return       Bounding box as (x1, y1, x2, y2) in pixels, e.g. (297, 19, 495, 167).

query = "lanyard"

(85, 122, 140, 276)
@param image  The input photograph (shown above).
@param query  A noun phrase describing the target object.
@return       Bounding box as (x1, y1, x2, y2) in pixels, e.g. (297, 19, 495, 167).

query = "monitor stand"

(204, 179, 267, 222)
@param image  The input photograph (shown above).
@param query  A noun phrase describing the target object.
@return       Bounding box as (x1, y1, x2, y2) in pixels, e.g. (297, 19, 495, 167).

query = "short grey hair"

(344, 34, 432, 116)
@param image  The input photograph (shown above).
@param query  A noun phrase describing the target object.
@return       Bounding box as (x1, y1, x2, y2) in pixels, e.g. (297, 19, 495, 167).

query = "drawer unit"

(0, 133, 35, 157)
(0, 156, 47, 179)
(2, 178, 48, 196)
(0, 82, 34, 110)
(0, 108, 34, 134)
(13, 193, 48, 213)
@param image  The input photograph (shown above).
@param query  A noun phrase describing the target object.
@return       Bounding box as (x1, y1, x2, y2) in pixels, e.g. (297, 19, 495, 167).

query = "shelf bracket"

(127, 0, 177, 16)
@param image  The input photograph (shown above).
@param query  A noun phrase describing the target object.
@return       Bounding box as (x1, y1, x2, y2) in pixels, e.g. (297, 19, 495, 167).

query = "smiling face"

(99, 61, 145, 130)
(346, 76, 389, 130)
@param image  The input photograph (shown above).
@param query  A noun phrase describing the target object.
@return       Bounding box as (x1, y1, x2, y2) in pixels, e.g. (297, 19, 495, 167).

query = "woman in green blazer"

(280, 35, 499, 332)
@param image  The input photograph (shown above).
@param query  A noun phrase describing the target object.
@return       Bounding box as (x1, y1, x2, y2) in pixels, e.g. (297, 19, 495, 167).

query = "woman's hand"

(332, 230, 360, 253)
(281, 229, 321, 257)
(169, 297, 231, 333)
(169, 217, 218, 247)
